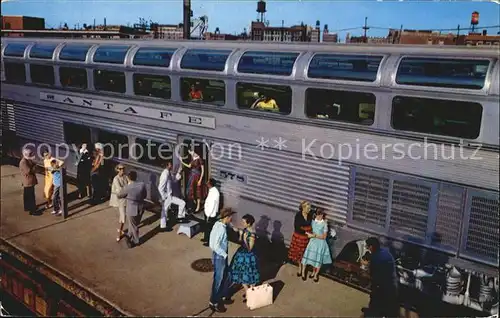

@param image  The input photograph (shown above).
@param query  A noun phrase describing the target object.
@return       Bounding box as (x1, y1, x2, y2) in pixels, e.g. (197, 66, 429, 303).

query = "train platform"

(0, 163, 376, 317)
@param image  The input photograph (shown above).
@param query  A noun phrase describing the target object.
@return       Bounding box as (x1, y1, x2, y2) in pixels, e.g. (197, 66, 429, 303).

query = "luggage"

(246, 283, 273, 310)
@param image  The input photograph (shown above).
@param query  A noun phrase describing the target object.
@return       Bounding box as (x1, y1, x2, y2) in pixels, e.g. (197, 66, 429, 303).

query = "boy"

(50, 159, 63, 216)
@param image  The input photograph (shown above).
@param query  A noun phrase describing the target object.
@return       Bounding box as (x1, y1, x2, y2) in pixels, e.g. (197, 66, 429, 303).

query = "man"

(158, 161, 186, 231)
(118, 171, 147, 248)
(208, 207, 234, 313)
(19, 148, 38, 215)
(363, 237, 400, 318)
(202, 178, 220, 246)
(76, 142, 92, 199)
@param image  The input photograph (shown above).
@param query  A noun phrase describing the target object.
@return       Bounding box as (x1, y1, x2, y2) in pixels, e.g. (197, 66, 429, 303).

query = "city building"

(322, 25, 338, 43)
(157, 24, 183, 40)
(250, 21, 308, 42)
(1, 16, 45, 37)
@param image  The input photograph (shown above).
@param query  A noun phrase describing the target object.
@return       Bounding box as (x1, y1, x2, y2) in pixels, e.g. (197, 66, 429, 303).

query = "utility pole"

(398, 24, 403, 44)
(183, 0, 191, 39)
(456, 24, 460, 45)
(362, 17, 370, 43)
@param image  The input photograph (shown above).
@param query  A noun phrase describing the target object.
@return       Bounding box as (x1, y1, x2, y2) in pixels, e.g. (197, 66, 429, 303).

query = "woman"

(230, 214, 260, 302)
(91, 143, 105, 204)
(189, 84, 203, 101)
(181, 149, 205, 213)
(251, 96, 279, 112)
(43, 150, 64, 210)
(110, 164, 128, 242)
(288, 201, 312, 279)
(301, 208, 332, 282)
(76, 143, 92, 199)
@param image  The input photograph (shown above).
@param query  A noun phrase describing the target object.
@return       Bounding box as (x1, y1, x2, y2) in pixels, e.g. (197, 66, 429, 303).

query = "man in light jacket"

(202, 178, 220, 246)
(158, 161, 186, 231)
(118, 171, 147, 248)
(19, 148, 38, 215)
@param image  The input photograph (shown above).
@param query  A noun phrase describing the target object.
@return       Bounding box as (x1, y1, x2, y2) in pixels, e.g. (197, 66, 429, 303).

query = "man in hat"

(208, 207, 234, 313)
(362, 237, 399, 317)
(19, 148, 38, 215)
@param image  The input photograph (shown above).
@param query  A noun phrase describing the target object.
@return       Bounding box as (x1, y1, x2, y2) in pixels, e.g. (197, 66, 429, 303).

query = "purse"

(246, 283, 273, 310)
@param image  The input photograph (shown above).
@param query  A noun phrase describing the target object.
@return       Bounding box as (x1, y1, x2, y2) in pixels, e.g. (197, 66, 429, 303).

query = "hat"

(219, 207, 235, 219)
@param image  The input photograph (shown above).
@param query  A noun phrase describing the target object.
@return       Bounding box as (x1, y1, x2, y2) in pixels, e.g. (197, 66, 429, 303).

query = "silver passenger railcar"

(1, 38, 499, 314)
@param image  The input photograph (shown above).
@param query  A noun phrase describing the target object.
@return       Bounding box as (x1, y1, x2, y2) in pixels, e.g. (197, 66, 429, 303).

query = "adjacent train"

(1, 37, 498, 314)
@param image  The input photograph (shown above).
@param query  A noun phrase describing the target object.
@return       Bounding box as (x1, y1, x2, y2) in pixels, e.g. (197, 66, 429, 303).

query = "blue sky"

(2, 0, 499, 40)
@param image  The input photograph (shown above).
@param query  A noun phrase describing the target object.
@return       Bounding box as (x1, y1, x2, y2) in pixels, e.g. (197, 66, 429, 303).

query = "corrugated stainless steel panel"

(1, 99, 16, 132)
(352, 171, 390, 228)
(210, 143, 351, 224)
(9, 101, 178, 145)
(12, 102, 63, 145)
(389, 180, 432, 240)
(432, 184, 465, 252)
(464, 191, 499, 264)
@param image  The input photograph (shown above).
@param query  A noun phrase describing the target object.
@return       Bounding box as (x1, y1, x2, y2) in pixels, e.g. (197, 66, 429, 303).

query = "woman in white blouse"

(110, 164, 128, 242)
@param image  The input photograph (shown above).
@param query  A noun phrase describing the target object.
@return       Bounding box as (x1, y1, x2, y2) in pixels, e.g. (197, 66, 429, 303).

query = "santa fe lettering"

(82, 99, 92, 107)
(188, 116, 202, 125)
(159, 111, 173, 119)
(103, 102, 114, 110)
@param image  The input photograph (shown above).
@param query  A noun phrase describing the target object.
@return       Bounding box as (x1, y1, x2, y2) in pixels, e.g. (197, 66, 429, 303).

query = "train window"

(305, 88, 375, 125)
(237, 51, 299, 76)
(30, 64, 54, 86)
(308, 54, 383, 82)
(4, 62, 26, 84)
(93, 69, 126, 93)
(236, 82, 292, 114)
(4, 43, 28, 57)
(97, 129, 129, 159)
(133, 47, 176, 67)
(60, 67, 87, 89)
(180, 49, 231, 71)
(391, 96, 482, 139)
(63, 122, 91, 146)
(93, 45, 130, 64)
(59, 44, 92, 61)
(29, 43, 58, 59)
(134, 74, 171, 99)
(396, 57, 490, 90)
(133, 138, 173, 168)
(181, 77, 225, 106)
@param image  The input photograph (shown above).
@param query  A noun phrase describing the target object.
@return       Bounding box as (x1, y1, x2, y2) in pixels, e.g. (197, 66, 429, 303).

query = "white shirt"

(204, 186, 220, 218)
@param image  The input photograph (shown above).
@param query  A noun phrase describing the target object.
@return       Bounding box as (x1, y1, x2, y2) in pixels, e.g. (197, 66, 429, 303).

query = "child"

(301, 208, 332, 282)
(50, 159, 63, 216)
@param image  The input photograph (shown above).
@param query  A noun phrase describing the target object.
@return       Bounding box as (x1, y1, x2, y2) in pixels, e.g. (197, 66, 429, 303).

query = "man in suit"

(118, 170, 147, 248)
(158, 161, 186, 231)
(19, 148, 38, 215)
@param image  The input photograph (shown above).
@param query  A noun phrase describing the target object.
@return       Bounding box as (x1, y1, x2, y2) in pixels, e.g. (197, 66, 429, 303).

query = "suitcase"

(246, 283, 273, 310)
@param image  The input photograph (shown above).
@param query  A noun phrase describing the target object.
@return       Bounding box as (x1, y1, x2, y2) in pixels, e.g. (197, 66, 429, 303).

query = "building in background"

(322, 24, 338, 43)
(157, 24, 184, 40)
(250, 21, 309, 42)
(1, 16, 45, 37)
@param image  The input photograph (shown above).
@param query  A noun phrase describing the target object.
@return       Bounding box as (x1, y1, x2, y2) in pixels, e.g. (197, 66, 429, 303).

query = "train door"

(179, 137, 210, 210)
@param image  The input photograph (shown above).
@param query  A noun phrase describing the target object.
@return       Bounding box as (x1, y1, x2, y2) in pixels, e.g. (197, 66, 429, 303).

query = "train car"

(1, 38, 498, 314)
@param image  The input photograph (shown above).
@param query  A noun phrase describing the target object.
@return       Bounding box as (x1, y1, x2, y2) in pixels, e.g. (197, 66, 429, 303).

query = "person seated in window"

(251, 95, 279, 112)
(316, 103, 340, 119)
(189, 84, 203, 102)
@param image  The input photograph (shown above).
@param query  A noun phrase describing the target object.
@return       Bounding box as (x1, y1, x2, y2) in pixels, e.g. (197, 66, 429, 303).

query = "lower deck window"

(133, 138, 173, 167)
(94, 69, 126, 93)
(181, 77, 225, 106)
(97, 129, 129, 159)
(63, 122, 91, 146)
(134, 74, 171, 99)
(4, 62, 26, 84)
(305, 88, 375, 125)
(60, 67, 87, 89)
(236, 82, 292, 115)
(391, 96, 482, 139)
(30, 64, 54, 86)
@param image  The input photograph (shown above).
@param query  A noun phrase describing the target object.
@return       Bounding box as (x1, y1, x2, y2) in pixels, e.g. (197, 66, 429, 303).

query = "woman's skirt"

(301, 238, 332, 268)
(44, 176, 54, 200)
(230, 247, 260, 285)
(288, 231, 310, 263)
(186, 172, 205, 200)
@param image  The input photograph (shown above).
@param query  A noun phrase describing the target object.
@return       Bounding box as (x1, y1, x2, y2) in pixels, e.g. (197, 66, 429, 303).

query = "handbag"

(246, 283, 273, 310)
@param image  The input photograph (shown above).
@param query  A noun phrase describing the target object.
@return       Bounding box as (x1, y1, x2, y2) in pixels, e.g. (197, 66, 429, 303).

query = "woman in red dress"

(189, 84, 203, 102)
(181, 149, 205, 213)
(288, 200, 313, 280)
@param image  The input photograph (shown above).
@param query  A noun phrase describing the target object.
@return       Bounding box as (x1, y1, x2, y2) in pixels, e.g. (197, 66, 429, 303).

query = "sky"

(1, 0, 500, 40)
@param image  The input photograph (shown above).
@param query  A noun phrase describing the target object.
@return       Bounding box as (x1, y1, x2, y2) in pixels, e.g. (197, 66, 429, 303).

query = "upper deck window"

(60, 44, 92, 61)
(308, 54, 383, 82)
(29, 43, 58, 59)
(180, 49, 231, 72)
(93, 45, 130, 64)
(396, 57, 490, 90)
(4, 43, 29, 57)
(133, 47, 176, 67)
(237, 51, 299, 76)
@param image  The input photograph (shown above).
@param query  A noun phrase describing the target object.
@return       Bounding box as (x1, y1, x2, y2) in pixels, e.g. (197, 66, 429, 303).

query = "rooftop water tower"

(257, 0, 266, 22)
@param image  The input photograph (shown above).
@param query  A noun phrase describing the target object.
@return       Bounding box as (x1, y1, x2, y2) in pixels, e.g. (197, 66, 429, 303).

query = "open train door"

(180, 137, 210, 213)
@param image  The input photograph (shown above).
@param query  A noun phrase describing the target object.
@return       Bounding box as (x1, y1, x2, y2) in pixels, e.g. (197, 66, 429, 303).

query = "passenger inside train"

(236, 82, 291, 114)
(251, 95, 279, 112)
(181, 78, 225, 105)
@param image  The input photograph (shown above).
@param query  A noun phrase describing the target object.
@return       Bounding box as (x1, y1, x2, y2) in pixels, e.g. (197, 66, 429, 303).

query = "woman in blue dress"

(301, 208, 332, 282)
(230, 214, 260, 301)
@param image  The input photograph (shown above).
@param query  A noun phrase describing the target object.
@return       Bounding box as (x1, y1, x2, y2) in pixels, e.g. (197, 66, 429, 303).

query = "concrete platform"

(1, 164, 373, 316)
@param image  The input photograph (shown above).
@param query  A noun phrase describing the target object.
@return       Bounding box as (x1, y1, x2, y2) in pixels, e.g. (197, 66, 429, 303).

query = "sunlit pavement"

(1, 164, 377, 316)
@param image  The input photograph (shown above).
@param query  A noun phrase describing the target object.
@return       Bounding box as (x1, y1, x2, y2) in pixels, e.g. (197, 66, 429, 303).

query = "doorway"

(179, 137, 210, 211)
